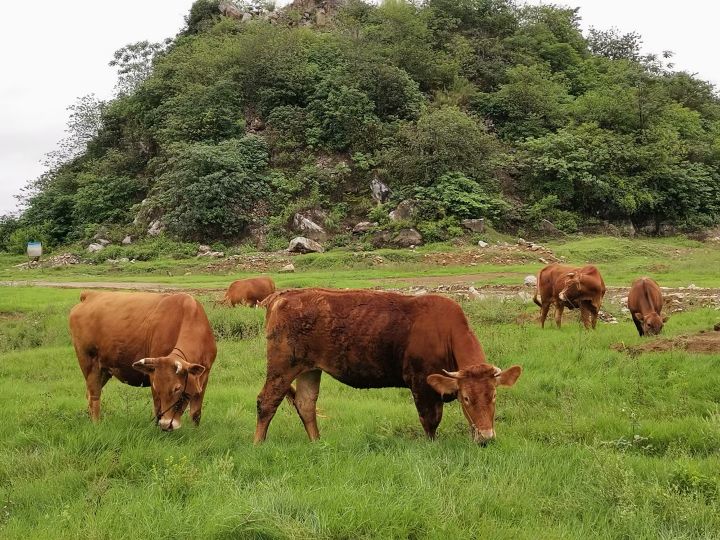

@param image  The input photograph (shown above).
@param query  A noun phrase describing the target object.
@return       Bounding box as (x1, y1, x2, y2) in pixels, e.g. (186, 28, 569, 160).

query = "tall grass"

(1, 287, 719, 538)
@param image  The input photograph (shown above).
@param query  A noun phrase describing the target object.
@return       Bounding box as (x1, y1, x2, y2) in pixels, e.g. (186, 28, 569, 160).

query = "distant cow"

(222, 276, 276, 307)
(255, 288, 522, 444)
(627, 277, 666, 336)
(69, 291, 217, 430)
(533, 264, 606, 329)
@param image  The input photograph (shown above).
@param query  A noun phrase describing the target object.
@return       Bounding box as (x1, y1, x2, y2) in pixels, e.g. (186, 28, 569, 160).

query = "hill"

(2, 0, 719, 253)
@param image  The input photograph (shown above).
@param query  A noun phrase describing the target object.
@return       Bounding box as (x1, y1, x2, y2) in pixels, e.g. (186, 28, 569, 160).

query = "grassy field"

(1, 237, 720, 538)
(2, 237, 720, 289)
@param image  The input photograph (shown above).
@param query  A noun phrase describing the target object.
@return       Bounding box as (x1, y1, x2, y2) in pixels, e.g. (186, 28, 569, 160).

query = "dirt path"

(0, 280, 225, 294)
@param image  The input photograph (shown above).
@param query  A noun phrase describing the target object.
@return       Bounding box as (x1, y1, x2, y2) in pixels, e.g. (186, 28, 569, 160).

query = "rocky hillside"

(2, 0, 719, 253)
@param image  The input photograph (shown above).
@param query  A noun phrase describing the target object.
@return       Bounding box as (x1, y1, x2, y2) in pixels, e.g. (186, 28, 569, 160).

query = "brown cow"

(255, 288, 522, 444)
(534, 264, 606, 329)
(222, 276, 276, 307)
(627, 277, 667, 336)
(69, 290, 217, 430)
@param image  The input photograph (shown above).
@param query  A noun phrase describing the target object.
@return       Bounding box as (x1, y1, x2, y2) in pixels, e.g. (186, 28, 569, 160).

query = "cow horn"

(175, 360, 183, 374)
(138, 358, 153, 365)
(566, 272, 576, 277)
(493, 366, 502, 376)
(442, 369, 462, 379)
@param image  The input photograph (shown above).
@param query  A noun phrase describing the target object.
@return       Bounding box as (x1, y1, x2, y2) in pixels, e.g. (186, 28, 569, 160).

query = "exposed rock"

(389, 200, 417, 221)
(241, 11, 253, 22)
(461, 218, 485, 233)
(289, 236, 324, 254)
(292, 213, 327, 242)
(279, 263, 296, 273)
(219, 2, 243, 19)
(316, 7, 327, 26)
(122, 235, 133, 245)
(147, 219, 164, 236)
(197, 250, 224, 258)
(87, 243, 105, 253)
(372, 228, 423, 248)
(517, 238, 528, 246)
(714, 322, 720, 332)
(524, 275, 537, 287)
(97, 238, 110, 246)
(539, 219, 558, 233)
(352, 221, 377, 234)
(198, 245, 211, 254)
(468, 286, 484, 300)
(617, 221, 636, 237)
(477, 240, 489, 248)
(370, 177, 391, 204)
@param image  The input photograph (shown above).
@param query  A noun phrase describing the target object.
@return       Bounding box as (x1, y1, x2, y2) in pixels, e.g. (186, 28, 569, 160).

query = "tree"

(109, 40, 172, 96)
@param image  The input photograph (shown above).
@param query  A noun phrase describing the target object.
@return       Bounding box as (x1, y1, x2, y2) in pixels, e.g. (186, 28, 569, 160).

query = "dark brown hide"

(255, 288, 521, 443)
(222, 277, 276, 307)
(627, 277, 666, 336)
(69, 291, 217, 430)
(534, 264, 606, 329)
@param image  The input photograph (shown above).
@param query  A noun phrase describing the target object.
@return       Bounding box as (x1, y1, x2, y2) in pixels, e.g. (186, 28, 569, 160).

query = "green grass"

(2, 236, 719, 289)
(1, 284, 719, 538)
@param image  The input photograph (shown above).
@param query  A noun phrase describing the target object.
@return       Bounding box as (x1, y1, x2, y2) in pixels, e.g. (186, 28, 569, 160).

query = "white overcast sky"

(1, 0, 718, 215)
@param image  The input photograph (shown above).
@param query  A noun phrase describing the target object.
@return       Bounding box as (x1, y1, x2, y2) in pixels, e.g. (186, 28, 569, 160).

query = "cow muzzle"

(158, 417, 182, 431)
(473, 428, 495, 445)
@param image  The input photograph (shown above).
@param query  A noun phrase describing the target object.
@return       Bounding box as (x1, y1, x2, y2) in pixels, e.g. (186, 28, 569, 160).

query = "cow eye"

(463, 396, 470, 404)
(173, 385, 182, 393)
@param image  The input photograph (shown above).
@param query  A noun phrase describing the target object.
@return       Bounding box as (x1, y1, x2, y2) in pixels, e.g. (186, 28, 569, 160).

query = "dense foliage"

(5, 0, 720, 250)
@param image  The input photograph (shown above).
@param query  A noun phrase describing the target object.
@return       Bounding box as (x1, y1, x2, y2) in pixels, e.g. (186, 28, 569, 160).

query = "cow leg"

(254, 369, 302, 444)
(83, 365, 111, 421)
(554, 302, 565, 328)
(411, 385, 444, 439)
(632, 314, 644, 336)
(589, 302, 600, 330)
(539, 301, 551, 328)
(580, 303, 592, 329)
(189, 374, 209, 426)
(293, 369, 322, 441)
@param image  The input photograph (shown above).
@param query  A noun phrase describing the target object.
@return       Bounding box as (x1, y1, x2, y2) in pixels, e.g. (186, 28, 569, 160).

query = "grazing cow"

(255, 288, 522, 444)
(222, 276, 276, 307)
(69, 291, 217, 430)
(627, 277, 666, 336)
(534, 264, 606, 329)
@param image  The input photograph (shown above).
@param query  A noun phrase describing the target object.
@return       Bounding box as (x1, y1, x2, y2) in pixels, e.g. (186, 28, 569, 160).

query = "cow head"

(427, 364, 522, 444)
(558, 272, 582, 304)
(634, 312, 667, 336)
(132, 357, 206, 431)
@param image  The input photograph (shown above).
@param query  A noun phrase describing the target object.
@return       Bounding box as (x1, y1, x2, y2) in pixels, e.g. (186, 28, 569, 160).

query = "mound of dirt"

(613, 327, 720, 355)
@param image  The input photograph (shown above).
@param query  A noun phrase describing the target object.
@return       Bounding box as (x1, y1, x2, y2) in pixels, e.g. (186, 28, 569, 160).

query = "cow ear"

(633, 312, 645, 322)
(187, 363, 205, 376)
(495, 365, 522, 387)
(132, 358, 156, 374)
(427, 374, 459, 397)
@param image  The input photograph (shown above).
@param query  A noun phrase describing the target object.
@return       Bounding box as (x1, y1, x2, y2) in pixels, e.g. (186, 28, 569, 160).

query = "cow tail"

(285, 385, 297, 407)
(532, 270, 542, 307)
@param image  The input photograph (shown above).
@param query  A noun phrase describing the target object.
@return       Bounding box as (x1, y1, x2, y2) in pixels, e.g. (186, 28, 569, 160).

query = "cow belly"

(325, 368, 406, 389)
(107, 366, 151, 387)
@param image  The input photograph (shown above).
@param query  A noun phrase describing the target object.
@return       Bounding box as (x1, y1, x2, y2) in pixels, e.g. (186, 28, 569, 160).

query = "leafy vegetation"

(3, 0, 720, 252)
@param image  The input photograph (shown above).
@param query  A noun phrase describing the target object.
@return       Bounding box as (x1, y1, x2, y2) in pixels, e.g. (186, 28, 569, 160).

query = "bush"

(415, 173, 511, 222)
(7, 225, 52, 255)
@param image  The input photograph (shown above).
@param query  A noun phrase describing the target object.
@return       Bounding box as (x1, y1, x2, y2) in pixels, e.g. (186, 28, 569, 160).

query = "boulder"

(197, 250, 225, 258)
(279, 263, 296, 273)
(370, 177, 391, 204)
(539, 219, 558, 233)
(461, 219, 485, 233)
(122, 235, 133, 245)
(97, 238, 110, 246)
(87, 243, 105, 253)
(241, 12, 253, 22)
(352, 221, 377, 234)
(198, 244, 211, 254)
(289, 236, 324, 254)
(292, 213, 327, 242)
(389, 200, 417, 221)
(524, 275, 537, 287)
(477, 240, 489, 248)
(372, 228, 423, 249)
(147, 219, 164, 236)
(219, 2, 243, 19)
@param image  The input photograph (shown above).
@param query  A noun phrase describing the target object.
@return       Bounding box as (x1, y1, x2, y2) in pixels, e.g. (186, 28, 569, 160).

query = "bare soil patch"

(613, 327, 720, 355)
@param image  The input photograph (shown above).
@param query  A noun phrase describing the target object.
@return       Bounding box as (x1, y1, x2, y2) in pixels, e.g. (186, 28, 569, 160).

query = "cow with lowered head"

(534, 263, 606, 329)
(627, 277, 667, 336)
(69, 290, 217, 430)
(221, 276, 276, 307)
(255, 288, 522, 444)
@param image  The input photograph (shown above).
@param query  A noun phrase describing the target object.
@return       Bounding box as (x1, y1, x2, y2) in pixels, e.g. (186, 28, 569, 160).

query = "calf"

(222, 276, 276, 307)
(627, 277, 666, 336)
(69, 291, 217, 430)
(534, 264, 606, 329)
